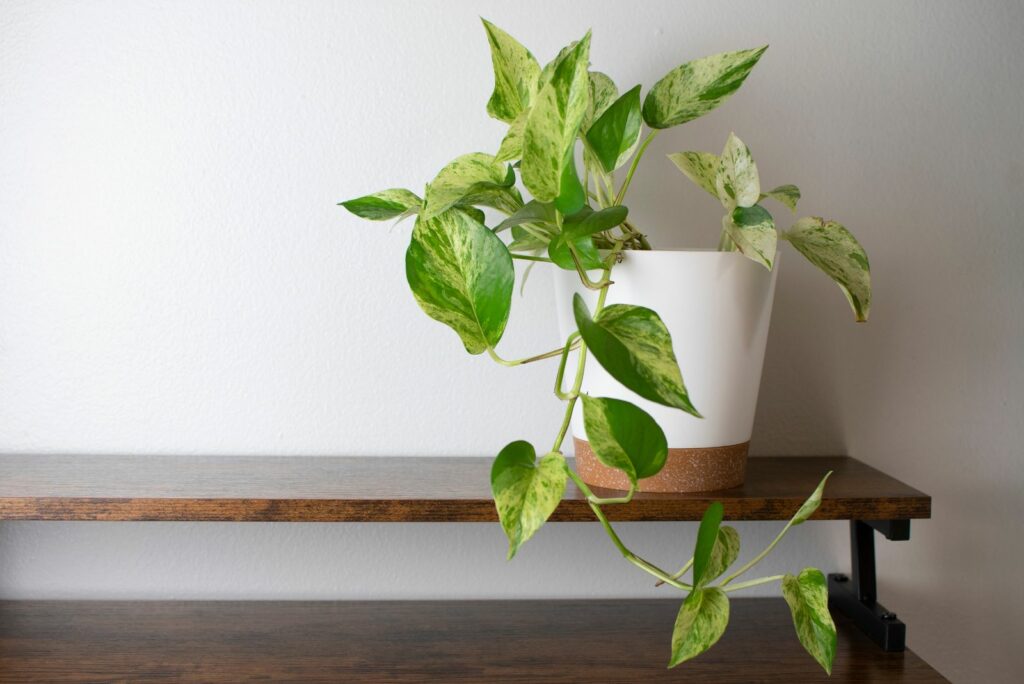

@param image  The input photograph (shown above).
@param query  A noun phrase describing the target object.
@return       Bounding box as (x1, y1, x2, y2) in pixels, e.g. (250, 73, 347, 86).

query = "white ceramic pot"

(553, 250, 779, 492)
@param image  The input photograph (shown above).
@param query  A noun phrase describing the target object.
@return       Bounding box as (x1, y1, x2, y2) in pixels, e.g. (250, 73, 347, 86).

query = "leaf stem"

(511, 253, 553, 263)
(615, 129, 658, 205)
(655, 557, 693, 587)
(721, 574, 784, 593)
(720, 520, 795, 586)
(554, 333, 581, 401)
(488, 343, 578, 368)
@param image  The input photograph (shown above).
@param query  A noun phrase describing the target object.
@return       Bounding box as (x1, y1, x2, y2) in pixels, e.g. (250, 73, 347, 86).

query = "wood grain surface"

(0, 599, 947, 682)
(0, 455, 930, 522)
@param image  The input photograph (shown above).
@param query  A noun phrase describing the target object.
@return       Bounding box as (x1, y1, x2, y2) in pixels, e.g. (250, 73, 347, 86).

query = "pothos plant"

(342, 20, 872, 673)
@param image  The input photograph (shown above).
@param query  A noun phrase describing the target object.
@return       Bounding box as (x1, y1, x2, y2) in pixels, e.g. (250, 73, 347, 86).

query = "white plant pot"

(553, 249, 779, 492)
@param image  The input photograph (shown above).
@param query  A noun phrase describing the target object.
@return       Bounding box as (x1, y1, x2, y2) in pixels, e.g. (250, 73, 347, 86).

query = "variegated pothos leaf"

(724, 206, 776, 270)
(422, 153, 519, 220)
(581, 395, 668, 485)
(339, 188, 422, 220)
(490, 441, 567, 559)
(586, 85, 643, 173)
(521, 33, 591, 204)
(669, 587, 730, 667)
(784, 218, 872, 321)
(573, 295, 700, 416)
(643, 47, 767, 129)
(702, 526, 740, 585)
(716, 133, 760, 210)
(583, 71, 619, 132)
(495, 110, 528, 163)
(481, 20, 541, 123)
(782, 568, 837, 675)
(667, 152, 720, 199)
(405, 209, 513, 354)
(790, 471, 832, 526)
(762, 184, 801, 212)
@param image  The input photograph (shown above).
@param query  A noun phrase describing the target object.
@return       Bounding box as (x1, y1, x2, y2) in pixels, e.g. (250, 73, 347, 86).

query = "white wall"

(1, 1, 1021, 681)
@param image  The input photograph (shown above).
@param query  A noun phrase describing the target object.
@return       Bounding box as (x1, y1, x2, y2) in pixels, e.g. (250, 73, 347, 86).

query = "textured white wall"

(1, 1, 1021, 681)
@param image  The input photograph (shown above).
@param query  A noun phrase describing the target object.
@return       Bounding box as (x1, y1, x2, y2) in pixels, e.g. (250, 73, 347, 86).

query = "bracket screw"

(881, 612, 897, 621)
(833, 574, 848, 582)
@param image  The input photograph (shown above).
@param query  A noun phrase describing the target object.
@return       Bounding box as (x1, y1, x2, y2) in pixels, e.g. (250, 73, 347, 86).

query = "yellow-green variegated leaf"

(405, 209, 513, 354)
(585, 85, 643, 173)
(490, 441, 567, 559)
(790, 471, 832, 526)
(573, 294, 700, 416)
(723, 207, 776, 270)
(716, 133, 760, 210)
(495, 110, 528, 163)
(784, 217, 872, 322)
(583, 71, 619, 133)
(692, 502, 724, 587)
(521, 33, 590, 206)
(669, 588, 730, 667)
(667, 152, 720, 199)
(762, 184, 801, 212)
(481, 19, 540, 123)
(782, 568, 837, 675)
(581, 395, 668, 486)
(422, 153, 519, 220)
(642, 47, 767, 129)
(339, 188, 422, 221)
(702, 526, 740, 585)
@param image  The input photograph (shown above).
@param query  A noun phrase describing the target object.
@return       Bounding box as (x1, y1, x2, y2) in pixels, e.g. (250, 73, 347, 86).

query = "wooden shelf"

(0, 454, 930, 522)
(0, 599, 946, 682)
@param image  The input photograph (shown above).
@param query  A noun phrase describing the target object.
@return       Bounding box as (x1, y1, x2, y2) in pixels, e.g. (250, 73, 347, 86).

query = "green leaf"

(458, 206, 486, 225)
(548, 232, 604, 271)
(669, 587, 730, 667)
(703, 526, 740, 585)
(583, 71, 619, 132)
(494, 200, 556, 234)
(724, 206, 776, 270)
(405, 209, 513, 354)
(642, 46, 768, 129)
(521, 32, 591, 204)
(481, 19, 540, 123)
(716, 133, 760, 210)
(495, 110, 528, 163)
(423, 152, 519, 220)
(783, 217, 872, 322)
(490, 441, 567, 560)
(790, 471, 832, 526)
(339, 188, 422, 221)
(585, 85, 643, 173)
(563, 205, 629, 240)
(692, 502, 724, 587)
(782, 568, 837, 675)
(580, 395, 668, 486)
(762, 184, 801, 212)
(667, 152, 720, 199)
(573, 294, 700, 416)
(556, 148, 586, 215)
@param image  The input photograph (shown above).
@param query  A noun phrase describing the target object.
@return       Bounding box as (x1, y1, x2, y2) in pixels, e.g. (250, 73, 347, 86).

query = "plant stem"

(488, 344, 577, 368)
(511, 253, 553, 263)
(721, 574, 785, 593)
(553, 333, 580, 401)
(655, 557, 693, 587)
(720, 521, 795, 587)
(615, 129, 659, 205)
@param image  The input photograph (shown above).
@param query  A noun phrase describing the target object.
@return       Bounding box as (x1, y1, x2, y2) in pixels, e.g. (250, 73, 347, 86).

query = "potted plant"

(341, 20, 870, 673)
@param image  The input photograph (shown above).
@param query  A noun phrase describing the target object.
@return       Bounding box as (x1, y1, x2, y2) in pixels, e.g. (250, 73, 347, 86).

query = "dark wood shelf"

(0, 454, 930, 522)
(0, 599, 946, 682)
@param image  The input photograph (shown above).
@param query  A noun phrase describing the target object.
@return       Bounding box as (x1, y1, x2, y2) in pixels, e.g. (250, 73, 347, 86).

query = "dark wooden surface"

(0, 454, 930, 522)
(0, 599, 946, 682)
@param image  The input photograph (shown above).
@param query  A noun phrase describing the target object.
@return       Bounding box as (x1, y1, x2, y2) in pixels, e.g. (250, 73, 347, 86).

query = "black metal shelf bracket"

(828, 519, 909, 652)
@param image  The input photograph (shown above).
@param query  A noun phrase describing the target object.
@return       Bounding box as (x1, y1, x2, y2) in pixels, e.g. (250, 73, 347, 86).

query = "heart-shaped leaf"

(702, 526, 740, 585)
(790, 471, 832, 526)
(724, 206, 776, 270)
(481, 20, 540, 124)
(423, 153, 520, 220)
(581, 396, 668, 486)
(762, 184, 801, 212)
(716, 133, 760, 210)
(782, 568, 837, 675)
(573, 294, 700, 416)
(521, 33, 590, 205)
(548, 232, 604, 270)
(490, 441, 567, 559)
(563, 205, 629, 240)
(495, 110, 528, 163)
(406, 209, 513, 354)
(583, 71, 619, 132)
(668, 152, 720, 200)
(642, 47, 767, 129)
(669, 587, 730, 667)
(339, 188, 422, 221)
(494, 200, 557, 234)
(692, 502, 724, 587)
(586, 85, 643, 173)
(784, 217, 872, 322)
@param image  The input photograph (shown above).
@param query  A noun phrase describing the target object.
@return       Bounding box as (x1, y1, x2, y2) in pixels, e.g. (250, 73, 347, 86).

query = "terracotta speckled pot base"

(573, 438, 749, 493)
